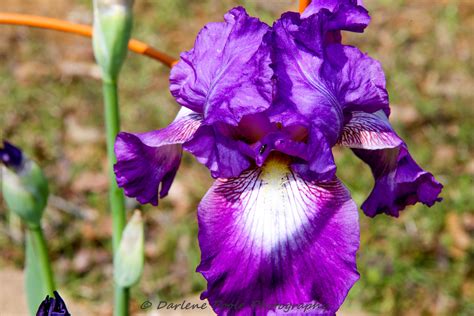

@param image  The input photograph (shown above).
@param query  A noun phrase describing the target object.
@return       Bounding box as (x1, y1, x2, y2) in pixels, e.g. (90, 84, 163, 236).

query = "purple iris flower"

(36, 291, 70, 316)
(114, 1, 443, 314)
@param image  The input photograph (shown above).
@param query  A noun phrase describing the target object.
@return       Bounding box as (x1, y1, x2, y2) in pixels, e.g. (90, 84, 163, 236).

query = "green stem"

(103, 79, 126, 251)
(27, 225, 55, 295)
(102, 79, 129, 316)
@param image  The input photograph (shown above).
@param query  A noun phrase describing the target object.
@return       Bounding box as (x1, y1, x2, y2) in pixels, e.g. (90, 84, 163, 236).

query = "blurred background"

(0, 0, 473, 315)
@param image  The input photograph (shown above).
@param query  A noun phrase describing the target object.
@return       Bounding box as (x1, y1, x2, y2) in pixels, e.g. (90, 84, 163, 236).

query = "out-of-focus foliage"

(0, 0, 472, 315)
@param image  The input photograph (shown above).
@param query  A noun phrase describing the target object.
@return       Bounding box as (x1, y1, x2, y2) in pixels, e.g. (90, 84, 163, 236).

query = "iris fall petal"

(114, 109, 202, 205)
(353, 146, 443, 217)
(197, 157, 359, 315)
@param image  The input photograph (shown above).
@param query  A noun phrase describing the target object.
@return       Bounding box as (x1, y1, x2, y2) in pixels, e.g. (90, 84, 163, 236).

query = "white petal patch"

(215, 157, 347, 252)
(339, 111, 402, 149)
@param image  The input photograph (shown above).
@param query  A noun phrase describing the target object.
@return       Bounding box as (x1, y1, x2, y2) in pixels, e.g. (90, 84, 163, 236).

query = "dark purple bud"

(36, 291, 70, 316)
(0, 141, 23, 170)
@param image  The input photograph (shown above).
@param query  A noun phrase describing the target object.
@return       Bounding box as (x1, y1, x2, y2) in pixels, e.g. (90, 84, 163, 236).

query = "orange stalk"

(0, 12, 178, 68)
(299, 0, 311, 13)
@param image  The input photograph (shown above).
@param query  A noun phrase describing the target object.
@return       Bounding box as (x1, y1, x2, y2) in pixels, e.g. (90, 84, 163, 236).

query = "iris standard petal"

(197, 156, 359, 315)
(273, 12, 337, 117)
(169, 7, 273, 126)
(114, 108, 202, 206)
(301, 0, 370, 34)
(274, 12, 388, 117)
(322, 44, 389, 115)
(353, 145, 443, 217)
(338, 111, 402, 149)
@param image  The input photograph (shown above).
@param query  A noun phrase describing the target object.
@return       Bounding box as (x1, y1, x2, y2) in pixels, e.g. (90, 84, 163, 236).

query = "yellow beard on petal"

(261, 153, 291, 180)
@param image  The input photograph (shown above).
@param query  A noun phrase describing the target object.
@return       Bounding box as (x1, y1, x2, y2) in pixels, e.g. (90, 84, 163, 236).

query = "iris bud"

(114, 210, 144, 287)
(92, 0, 134, 81)
(36, 291, 70, 316)
(1, 141, 49, 226)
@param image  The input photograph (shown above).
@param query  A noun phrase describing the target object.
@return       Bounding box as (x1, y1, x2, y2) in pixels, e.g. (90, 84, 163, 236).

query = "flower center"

(237, 113, 275, 143)
(235, 113, 311, 166)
